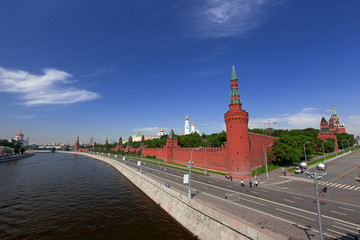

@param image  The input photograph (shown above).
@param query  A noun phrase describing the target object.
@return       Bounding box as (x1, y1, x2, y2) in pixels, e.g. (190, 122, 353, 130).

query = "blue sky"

(0, 0, 359, 144)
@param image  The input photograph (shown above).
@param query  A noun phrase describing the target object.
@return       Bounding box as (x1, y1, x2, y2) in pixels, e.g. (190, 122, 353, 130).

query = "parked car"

(294, 167, 302, 174)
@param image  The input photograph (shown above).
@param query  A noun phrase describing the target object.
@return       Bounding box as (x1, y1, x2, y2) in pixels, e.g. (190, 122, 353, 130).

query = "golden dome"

(16, 131, 24, 136)
(160, 128, 164, 132)
(191, 123, 195, 126)
(185, 115, 189, 120)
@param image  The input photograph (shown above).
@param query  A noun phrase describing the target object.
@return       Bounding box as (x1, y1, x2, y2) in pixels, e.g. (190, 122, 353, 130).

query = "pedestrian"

(254, 180, 258, 187)
(255, 175, 257, 181)
(283, 171, 286, 176)
(249, 180, 252, 188)
(230, 176, 232, 181)
(241, 180, 244, 187)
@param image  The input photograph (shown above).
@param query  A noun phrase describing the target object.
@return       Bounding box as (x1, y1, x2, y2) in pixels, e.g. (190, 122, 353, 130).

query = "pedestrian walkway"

(284, 176, 360, 192)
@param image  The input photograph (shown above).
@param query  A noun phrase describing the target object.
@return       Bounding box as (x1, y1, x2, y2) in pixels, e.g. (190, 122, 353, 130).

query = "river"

(0, 153, 194, 239)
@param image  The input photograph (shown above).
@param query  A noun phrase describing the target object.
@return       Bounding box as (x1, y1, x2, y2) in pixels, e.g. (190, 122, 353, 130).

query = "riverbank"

(63, 151, 285, 240)
(0, 153, 35, 163)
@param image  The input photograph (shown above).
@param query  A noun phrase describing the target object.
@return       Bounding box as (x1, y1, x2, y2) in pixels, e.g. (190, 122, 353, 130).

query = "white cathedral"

(184, 115, 199, 135)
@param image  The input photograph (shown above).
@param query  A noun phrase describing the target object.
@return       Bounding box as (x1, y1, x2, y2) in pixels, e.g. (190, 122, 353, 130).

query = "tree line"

(0, 139, 26, 154)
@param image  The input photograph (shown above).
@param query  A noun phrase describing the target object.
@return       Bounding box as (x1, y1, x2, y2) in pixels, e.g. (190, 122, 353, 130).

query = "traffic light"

(323, 187, 328, 193)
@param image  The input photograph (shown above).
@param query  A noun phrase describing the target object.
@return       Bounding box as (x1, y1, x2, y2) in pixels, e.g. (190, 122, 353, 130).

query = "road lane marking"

(326, 228, 350, 238)
(292, 196, 303, 200)
(284, 199, 294, 203)
(275, 208, 315, 221)
(227, 185, 234, 188)
(332, 225, 358, 235)
(328, 166, 357, 183)
(259, 189, 268, 192)
(349, 186, 355, 190)
(252, 191, 259, 194)
(335, 221, 360, 229)
(355, 187, 360, 190)
(331, 210, 347, 216)
(339, 207, 355, 212)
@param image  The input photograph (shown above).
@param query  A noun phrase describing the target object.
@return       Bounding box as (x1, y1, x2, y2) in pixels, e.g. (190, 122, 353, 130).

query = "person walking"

(240, 180, 244, 187)
(249, 180, 252, 188)
(254, 180, 258, 187)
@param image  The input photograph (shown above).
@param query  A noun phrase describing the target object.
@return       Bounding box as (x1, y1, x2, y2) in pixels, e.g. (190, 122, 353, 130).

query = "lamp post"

(263, 143, 273, 179)
(304, 141, 310, 161)
(334, 141, 337, 157)
(346, 139, 351, 152)
(140, 149, 143, 174)
(299, 162, 327, 240)
(321, 142, 325, 162)
(188, 148, 196, 199)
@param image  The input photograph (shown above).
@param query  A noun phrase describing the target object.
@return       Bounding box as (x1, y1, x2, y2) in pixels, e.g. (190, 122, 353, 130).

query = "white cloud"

(11, 114, 35, 119)
(186, 0, 279, 38)
(249, 108, 360, 137)
(0, 67, 100, 106)
(134, 127, 160, 132)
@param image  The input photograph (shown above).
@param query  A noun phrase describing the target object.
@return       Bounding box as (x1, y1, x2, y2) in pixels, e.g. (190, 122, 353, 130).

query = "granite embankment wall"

(68, 152, 284, 240)
(0, 153, 34, 163)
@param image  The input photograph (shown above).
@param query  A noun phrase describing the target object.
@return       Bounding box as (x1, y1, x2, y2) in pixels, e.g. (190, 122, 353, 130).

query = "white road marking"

(260, 189, 268, 192)
(332, 225, 359, 235)
(326, 228, 351, 238)
(339, 207, 355, 212)
(252, 191, 259, 194)
(292, 196, 303, 200)
(275, 208, 315, 221)
(355, 187, 360, 190)
(331, 210, 347, 216)
(227, 185, 234, 188)
(344, 185, 351, 189)
(335, 221, 360, 229)
(283, 199, 294, 203)
(349, 186, 355, 190)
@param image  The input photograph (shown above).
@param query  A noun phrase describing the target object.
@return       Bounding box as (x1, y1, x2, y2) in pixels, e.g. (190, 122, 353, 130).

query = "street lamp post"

(140, 149, 143, 174)
(334, 141, 337, 157)
(346, 139, 351, 152)
(321, 142, 325, 162)
(299, 162, 327, 240)
(188, 148, 196, 199)
(204, 148, 207, 176)
(304, 141, 310, 161)
(263, 143, 273, 179)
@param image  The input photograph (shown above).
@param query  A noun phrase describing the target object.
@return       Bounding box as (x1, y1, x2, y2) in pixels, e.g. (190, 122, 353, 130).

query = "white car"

(294, 167, 302, 174)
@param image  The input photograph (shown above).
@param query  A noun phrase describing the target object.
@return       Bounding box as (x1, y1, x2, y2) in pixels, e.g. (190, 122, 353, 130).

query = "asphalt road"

(90, 152, 360, 240)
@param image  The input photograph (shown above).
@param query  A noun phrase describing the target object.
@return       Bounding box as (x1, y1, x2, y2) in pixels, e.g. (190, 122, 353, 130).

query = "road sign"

(281, 167, 285, 170)
(137, 161, 141, 166)
(183, 174, 189, 184)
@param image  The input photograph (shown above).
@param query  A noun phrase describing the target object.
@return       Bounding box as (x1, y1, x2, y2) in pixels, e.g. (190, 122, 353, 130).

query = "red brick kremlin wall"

(76, 67, 278, 178)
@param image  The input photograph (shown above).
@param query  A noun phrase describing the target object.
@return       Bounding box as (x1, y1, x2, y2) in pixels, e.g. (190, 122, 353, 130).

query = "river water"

(0, 153, 194, 240)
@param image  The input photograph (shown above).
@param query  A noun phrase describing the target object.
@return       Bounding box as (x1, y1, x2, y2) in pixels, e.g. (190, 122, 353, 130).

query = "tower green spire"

(230, 65, 241, 104)
(231, 65, 237, 79)
(168, 129, 176, 139)
(332, 105, 337, 115)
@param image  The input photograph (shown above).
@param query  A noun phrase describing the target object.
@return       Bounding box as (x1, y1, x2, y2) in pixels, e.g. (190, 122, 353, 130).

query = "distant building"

(157, 128, 166, 137)
(10, 131, 29, 147)
(132, 131, 157, 142)
(184, 115, 199, 135)
(328, 105, 346, 133)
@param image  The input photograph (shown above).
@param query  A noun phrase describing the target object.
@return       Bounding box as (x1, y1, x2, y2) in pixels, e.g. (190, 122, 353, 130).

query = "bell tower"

(224, 66, 251, 179)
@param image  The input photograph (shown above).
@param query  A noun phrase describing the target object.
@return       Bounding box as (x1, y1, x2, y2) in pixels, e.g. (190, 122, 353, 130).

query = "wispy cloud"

(82, 66, 114, 78)
(185, 0, 280, 38)
(0, 67, 100, 106)
(134, 127, 160, 132)
(11, 114, 35, 119)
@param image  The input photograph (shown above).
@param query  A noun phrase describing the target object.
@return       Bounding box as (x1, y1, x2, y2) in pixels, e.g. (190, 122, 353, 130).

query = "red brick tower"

(317, 116, 339, 151)
(164, 129, 179, 162)
(74, 136, 79, 152)
(118, 137, 123, 148)
(224, 66, 251, 179)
